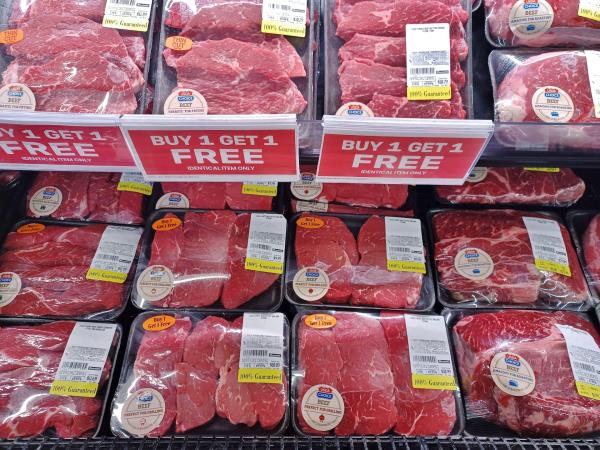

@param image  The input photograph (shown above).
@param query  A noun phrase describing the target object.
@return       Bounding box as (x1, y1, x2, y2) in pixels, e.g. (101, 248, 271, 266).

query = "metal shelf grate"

(1, 437, 600, 450)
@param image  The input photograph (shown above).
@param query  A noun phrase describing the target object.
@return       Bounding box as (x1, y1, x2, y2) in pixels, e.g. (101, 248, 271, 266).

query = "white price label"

(238, 313, 284, 383)
(579, 0, 600, 22)
(261, 0, 306, 37)
(50, 322, 117, 397)
(245, 213, 286, 274)
(385, 217, 426, 273)
(405, 23, 451, 100)
(556, 324, 600, 400)
(118, 172, 153, 195)
(87, 226, 143, 284)
(405, 315, 456, 390)
(586, 50, 600, 119)
(102, 0, 152, 31)
(523, 216, 571, 276)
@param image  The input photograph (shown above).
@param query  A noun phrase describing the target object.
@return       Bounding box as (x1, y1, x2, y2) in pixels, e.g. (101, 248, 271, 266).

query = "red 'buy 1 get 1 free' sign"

(120, 115, 299, 181)
(317, 117, 495, 185)
(0, 113, 136, 171)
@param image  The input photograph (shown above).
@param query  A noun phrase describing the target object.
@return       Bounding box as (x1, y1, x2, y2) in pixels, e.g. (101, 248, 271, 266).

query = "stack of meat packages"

(137, 212, 280, 309)
(2, 0, 147, 113)
(161, 0, 308, 114)
(295, 312, 458, 436)
(294, 214, 427, 309)
(113, 315, 287, 436)
(0, 321, 115, 439)
(333, 0, 468, 118)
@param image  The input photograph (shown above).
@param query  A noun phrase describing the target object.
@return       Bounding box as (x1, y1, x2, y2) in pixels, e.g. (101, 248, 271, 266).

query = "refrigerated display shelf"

(1, 436, 600, 450)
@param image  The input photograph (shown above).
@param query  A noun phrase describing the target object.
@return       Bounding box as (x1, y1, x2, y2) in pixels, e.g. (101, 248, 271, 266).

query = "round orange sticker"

(152, 217, 182, 231)
(304, 314, 336, 329)
(165, 36, 193, 51)
(297, 216, 325, 229)
(16, 223, 45, 234)
(143, 314, 176, 332)
(0, 29, 24, 45)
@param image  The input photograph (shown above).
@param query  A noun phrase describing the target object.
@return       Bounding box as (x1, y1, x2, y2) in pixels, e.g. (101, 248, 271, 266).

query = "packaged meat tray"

(0, 319, 121, 439)
(448, 308, 600, 437)
(285, 213, 435, 310)
(292, 310, 463, 436)
(155, 181, 282, 212)
(110, 311, 289, 437)
(153, 0, 315, 119)
(484, 0, 600, 47)
(288, 165, 413, 215)
(324, 0, 472, 118)
(0, 219, 143, 319)
(490, 50, 600, 149)
(133, 209, 286, 312)
(567, 210, 600, 303)
(0, 0, 156, 114)
(25, 172, 154, 225)
(436, 167, 586, 207)
(429, 209, 592, 310)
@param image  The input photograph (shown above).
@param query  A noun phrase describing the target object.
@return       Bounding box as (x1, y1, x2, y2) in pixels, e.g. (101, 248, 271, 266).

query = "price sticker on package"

(585, 50, 600, 118)
(405, 23, 452, 101)
(118, 172, 153, 195)
(50, 322, 117, 397)
(102, 0, 152, 31)
(238, 313, 284, 383)
(242, 181, 278, 196)
(579, 0, 600, 22)
(245, 213, 287, 274)
(261, 0, 307, 37)
(556, 324, 600, 400)
(523, 216, 571, 276)
(405, 315, 456, 390)
(87, 226, 143, 283)
(385, 217, 426, 273)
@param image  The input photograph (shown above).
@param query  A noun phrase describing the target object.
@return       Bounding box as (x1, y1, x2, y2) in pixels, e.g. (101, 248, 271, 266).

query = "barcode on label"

(574, 361, 597, 373)
(409, 67, 435, 75)
(110, 0, 136, 5)
(268, 3, 291, 9)
(390, 246, 412, 253)
(63, 361, 89, 370)
(414, 355, 437, 363)
(411, 51, 449, 65)
(250, 243, 271, 251)
(243, 349, 269, 357)
(97, 254, 120, 262)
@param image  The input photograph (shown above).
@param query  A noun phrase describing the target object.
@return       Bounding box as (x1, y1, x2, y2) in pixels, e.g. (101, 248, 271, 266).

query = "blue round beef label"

(29, 186, 62, 216)
(335, 102, 374, 118)
(121, 388, 165, 436)
(164, 88, 208, 115)
(0, 272, 20, 307)
(136, 265, 174, 302)
(454, 247, 494, 280)
(156, 192, 190, 209)
(301, 384, 345, 431)
(531, 86, 574, 123)
(293, 267, 330, 302)
(490, 352, 536, 396)
(508, 0, 554, 39)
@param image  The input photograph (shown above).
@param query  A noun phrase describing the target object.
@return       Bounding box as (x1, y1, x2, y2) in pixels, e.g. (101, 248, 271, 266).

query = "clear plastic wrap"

(0, 219, 142, 319)
(0, 0, 155, 114)
(567, 210, 600, 303)
(133, 210, 284, 311)
(448, 308, 600, 437)
(484, 0, 600, 47)
(288, 165, 413, 215)
(26, 172, 152, 225)
(291, 310, 463, 436)
(490, 50, 600, 149)
(285, 212, 434, 310)
(0, 319, 121, 439)
(0, 170, 20, 188)
(324, 0, 472, 118)
(436, 167, 586, 206)
(430, 209, 592, 310)
(154, 0, 315, 118)
(111, 311, 289, 437)
(156, 182, 281, 212)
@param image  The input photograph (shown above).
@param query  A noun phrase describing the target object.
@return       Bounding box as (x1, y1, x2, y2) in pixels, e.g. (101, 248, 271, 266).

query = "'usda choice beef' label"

(0, 272, 20, 306)
(0, 83, 35, 112)
(156, 192, 190, 209)
(454, 247, 494, 280)
(490, 351, 536, 396)
(466, 167, 487, 183)
(301, 384, 345, 431)
(508, 0, 554, 39)
(290, 172, 324, 200)
(29, 186, 62, 216)
(121, 388, 166, 436)
(531, 86, 574, 123)
(293, 267, 330, 301)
